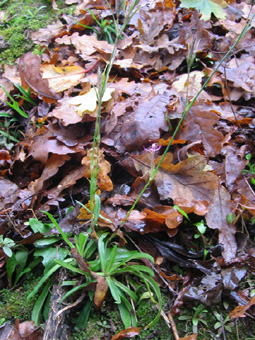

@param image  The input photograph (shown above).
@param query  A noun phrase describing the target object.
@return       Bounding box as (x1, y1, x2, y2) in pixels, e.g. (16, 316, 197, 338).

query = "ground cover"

(0, 0, 255, 339)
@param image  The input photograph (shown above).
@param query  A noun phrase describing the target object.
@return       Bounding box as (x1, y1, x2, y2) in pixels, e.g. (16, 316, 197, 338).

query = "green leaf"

(109, 252, 154, 274)
(76, 299, 93, 330)
(111, 278, 138, 302)
(117, 301, 132, 329)
(34, 247, 68, 273)
(27, 263, 62, 301)
(226, 213, 236, 224)
(180, 0, 227, 21)
(41, 211, 74, 249)
(3, 246, 12, 257)
(94, 193, 101, 222)
(173, 205, 190, 221)
(35, 236, 60, 246)
(110, 264, 154, 277)
(32, 278, 53, 326)
(194, 220, 207, 234)
(98, 233, 109, 273)
(54, 259, 89, 276)
(106, 277, 121, 304)
(29, 218, 52, 233)
(105, 245, 117, 275)
(14, 249, 28, 285)
(6, 253, 17, 286)
(60, 281, 96, 303)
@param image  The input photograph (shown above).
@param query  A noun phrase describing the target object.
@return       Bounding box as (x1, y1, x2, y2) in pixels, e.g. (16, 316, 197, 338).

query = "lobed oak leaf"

(177, 105, 224, 157)
(134, 152, 219, 202)
(69, 87, 114, 117)
(180, 0, 227, 21)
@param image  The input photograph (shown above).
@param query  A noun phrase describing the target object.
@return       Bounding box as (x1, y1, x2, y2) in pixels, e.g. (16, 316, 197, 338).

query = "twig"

(55, 293, 86, 318)
(168, 311, 180, 340)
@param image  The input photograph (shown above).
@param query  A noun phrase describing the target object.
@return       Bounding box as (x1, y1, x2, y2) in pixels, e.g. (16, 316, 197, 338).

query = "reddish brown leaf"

(110, 327, 140, 340)
(206, 186, 236, 262)
(177, 105, 224, 157)
(134, 152, 218, 202)
(27, 128, 83, 164)
(112, 91, 170, 152)
(0, 149, 10, 161)
(94, 275, 108, 309)
(229, 296, 255, 319)
(19, 52, 61, 101)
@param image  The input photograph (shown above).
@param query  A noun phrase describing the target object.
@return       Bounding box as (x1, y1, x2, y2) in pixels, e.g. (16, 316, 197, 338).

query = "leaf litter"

(1, 0, 255, 339)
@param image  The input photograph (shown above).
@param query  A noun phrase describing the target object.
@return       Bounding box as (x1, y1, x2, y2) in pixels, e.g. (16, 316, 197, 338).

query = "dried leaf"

(134, 152, 218, 202)
(19, 52, 61, 101)
(41, 65, 85, 92)
(206, 186, 236, 262)
(177, 105, 224, 157)
(69, 87, 114, 117)
(229, 296, 255, 319)
(82, 149, 113, 191)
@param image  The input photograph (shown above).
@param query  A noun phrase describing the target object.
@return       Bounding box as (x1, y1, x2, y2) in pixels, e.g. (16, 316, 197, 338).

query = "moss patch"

(0, 0, 74, 65)
(0, 275, 40, 322)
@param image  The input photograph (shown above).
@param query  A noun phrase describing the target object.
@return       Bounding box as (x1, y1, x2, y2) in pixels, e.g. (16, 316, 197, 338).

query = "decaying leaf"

(82, 149, 113, 191)
(69, 87, 114, 117)
(110, 327, 141, 340)
(206, 186, 236, 262)
(41, 64, 86, 92)
(177, 104, 224, 157)
(19, 52, 61, 101)
(229, 296, 255, 319)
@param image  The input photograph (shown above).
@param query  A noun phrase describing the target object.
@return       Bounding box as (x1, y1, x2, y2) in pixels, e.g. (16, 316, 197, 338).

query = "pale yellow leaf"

(68, 87, 114, 117)
(41, 65, 85, 92)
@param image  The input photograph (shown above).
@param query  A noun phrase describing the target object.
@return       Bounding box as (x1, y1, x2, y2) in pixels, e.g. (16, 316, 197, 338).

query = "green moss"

(0, 276, 40, 321)
(0, 0, 74, 65)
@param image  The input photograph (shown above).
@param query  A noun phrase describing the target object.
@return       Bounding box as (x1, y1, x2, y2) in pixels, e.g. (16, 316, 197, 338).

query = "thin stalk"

(89, 0, 140, 234)
(121, 13, 255, 225)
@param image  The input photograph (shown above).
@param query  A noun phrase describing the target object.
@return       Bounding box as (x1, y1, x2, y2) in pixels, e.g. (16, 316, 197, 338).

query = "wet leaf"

(229, 296, 255, 319)
(177, 105, 224, 157)
(110, 327, 140, 340)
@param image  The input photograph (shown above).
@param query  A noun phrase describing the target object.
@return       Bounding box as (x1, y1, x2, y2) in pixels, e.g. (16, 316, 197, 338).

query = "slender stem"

(121, 13, 254, 225)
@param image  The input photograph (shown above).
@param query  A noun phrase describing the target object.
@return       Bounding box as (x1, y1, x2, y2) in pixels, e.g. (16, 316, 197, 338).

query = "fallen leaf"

(19, 52, 61, 101)
(69, 87, 114, 117)
(134, 152, 218, 202)
(56, 32, 114, 56)
(27, 128, 83, 164)
(229, 295, 255, 319)
(41, 64, 86, 92)
(206, 186, 236, 262)
(110, 327, 141, 340)
(177, 104, 224, 157)
(180, 0, 227, 21)
(82, 149, 113, 191)
(112, 91, 170, 152)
